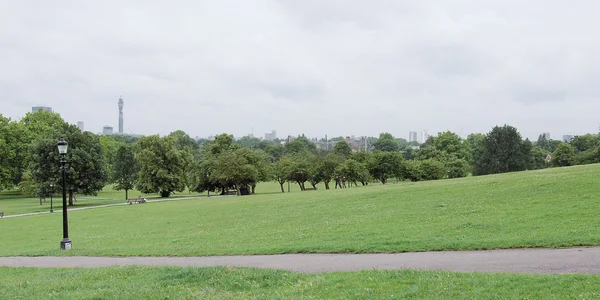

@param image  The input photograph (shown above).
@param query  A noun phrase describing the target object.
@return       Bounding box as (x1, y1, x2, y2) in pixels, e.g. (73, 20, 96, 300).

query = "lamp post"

(57, 137, 71, 250)
(206, 173, 210, 197)
(49, 182, 54, 213)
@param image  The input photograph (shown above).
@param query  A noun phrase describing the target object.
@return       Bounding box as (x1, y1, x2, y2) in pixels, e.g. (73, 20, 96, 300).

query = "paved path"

(2, 195, 229, 218)
(2, 247, 600, 274)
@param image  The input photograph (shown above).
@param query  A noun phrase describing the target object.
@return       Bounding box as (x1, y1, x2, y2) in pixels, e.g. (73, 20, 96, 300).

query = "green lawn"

(1, 266, 598, 299)
(0, 181, 315, 216)
(1, 165, 599, 256)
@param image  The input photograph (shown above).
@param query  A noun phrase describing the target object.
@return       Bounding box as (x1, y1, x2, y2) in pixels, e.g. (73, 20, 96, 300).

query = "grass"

(1, 266, 599, 299)
(1, 164, 600, 257)
(0, 181, 315, 216)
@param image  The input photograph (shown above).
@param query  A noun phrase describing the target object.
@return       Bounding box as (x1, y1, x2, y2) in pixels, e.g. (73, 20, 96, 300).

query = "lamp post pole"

(58, 137, 71, 250)
(49, 182, 54, 213)
(207, 173, 210, 197)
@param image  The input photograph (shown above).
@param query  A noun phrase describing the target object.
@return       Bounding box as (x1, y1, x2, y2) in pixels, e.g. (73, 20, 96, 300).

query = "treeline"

(2, 111, 600, 202)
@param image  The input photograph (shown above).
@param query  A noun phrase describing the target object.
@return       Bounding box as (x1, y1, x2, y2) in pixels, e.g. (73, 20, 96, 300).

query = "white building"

(421, 130, 430, 143)
(77, 121, 84, 131)
(32, 106, 52, 113)
(102, 126, 114, 135)
(409, 131, 418, 143)
(265, 130, 277, 141)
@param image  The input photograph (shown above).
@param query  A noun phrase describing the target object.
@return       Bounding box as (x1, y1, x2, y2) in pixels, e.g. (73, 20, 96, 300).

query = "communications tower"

(118, 96, 124, 134)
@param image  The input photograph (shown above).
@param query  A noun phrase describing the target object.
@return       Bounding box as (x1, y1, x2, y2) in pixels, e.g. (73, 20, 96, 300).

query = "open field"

(1, 266, 599, 299)
(0, 181, 325, 216)
(0, 164, 599, 257)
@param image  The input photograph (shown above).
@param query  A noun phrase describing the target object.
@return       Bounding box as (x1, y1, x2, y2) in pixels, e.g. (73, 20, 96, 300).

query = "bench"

(127, 196, 147, 205)
(304, 187, 317, 191)
(225, 190, 238, 196)
(0, 211, 3, 218)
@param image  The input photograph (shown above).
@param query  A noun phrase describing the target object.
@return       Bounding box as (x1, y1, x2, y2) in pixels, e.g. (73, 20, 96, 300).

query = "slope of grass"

(1, 165, 599, 256)
(1, 266, 599, 299)
(0, 181, 315, 216)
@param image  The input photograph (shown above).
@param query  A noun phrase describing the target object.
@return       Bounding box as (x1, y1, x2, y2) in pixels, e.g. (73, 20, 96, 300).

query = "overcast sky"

(2, 1, 599, 141)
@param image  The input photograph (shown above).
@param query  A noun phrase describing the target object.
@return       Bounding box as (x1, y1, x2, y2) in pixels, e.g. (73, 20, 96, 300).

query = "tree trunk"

(324, 182, 330, 190)
(39, 197, 43, 205)
(68, 191, 74, 206)
(297, 182, 303, 191)
(125, 189, 129, 200)
(251, 184, 256, 194)
(236, 183, 241, 196)
(279, 182, 285, 193)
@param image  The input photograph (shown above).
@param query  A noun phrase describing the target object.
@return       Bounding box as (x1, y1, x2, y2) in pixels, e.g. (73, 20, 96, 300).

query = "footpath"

(1, 247, 599, 274)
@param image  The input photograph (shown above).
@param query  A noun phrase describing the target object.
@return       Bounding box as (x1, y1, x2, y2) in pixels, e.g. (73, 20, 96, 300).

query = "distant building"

(409, 131, 418, 143)
(542, 132, 551, 140)
(32, 106, 52, 113)
(421, 130, 430, 143)
(102, 126, 114, 135)
(265, 130, 277, 141)
(208, 135, 215, 141)
(563, 135, 574, 143)
(77, 121, 84, 131)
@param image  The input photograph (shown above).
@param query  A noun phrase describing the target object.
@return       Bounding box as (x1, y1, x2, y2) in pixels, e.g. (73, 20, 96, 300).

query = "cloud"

(1, 0, 600, 140)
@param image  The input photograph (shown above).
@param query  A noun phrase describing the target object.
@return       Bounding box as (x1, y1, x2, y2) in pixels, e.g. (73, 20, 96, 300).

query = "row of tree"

(2, 111, 600, 203)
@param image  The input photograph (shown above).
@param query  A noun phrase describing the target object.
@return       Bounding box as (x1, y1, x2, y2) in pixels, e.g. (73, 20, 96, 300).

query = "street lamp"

(49, 182, 54, 213)
(57, 137, 71, 250)
(206, 173, 210, 197)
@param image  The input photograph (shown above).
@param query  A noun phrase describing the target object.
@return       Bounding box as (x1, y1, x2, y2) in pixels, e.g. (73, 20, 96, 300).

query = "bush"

(446, 158, 468, 178)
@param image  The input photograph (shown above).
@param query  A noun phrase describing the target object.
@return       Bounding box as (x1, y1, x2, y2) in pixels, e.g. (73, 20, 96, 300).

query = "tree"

(211, 148, 260, 196)
(336, 159, 370, 187)
(466, 133, 486, 169)
(113, 145, 138, 200)
(286, 153, 312, 191)
(552, 143, 575, 167)
(535, 134, 551, 152)
(474, 125, 530, 176)
(29, 124, 107, 205)
(275, 156, 294, 193)
(136, 135, 188, 197)
(373, 133, 399, 152)
(333, 140, 352, 158)
(0, 115, 12, 190)
(570, 134, 600, 153)
(284, 135, 317, 155)
(446, 158, 468, 179)
(433, 131, 470, 161)
(367, 152, 403, 184)
(99, 135, 124, 183)
(530, 147, 550, 170)
(309, 153, 343, 189)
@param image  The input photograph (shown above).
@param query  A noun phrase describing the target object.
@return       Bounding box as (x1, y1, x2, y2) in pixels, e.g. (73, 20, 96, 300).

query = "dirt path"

(1, 247, 599, 274)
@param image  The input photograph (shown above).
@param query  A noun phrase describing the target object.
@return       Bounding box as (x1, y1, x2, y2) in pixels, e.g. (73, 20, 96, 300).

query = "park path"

(1, 195, 228, 218)
(1, 247, 600, 274)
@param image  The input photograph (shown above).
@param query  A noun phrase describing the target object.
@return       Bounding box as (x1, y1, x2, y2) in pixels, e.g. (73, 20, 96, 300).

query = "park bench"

(0, 211, 3, 218)
(225, 190, 238, 196)
(304, 187, 317, 191)
(127, 196, 147, 205)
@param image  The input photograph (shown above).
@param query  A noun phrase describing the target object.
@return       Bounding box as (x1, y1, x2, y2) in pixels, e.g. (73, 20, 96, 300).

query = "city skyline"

(4, 2, 600, 141)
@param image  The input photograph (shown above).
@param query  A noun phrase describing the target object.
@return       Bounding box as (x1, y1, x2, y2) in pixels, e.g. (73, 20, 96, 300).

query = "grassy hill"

(1, 164, 599, 256)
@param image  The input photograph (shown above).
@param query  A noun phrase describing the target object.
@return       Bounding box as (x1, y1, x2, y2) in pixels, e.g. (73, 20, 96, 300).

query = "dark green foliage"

(367, 152, 403, 184)
(373, 132, 400, 152)
(333, 140, 352, 158)
(136, 135, 189, 198)
(474, 125, 531, 176)
(570, 134, 600, 153)
(530, 147, 550, 170)
(113, 145, 138, 199)
(28, 124, 107, 205)
(552, 143, 575, 167)
(446, 158, 468, 178)
(404, 159, 447, 181)
(283, 136, 317, 155)
(336, 159, 370, 186)
(574, 148, 600, 165)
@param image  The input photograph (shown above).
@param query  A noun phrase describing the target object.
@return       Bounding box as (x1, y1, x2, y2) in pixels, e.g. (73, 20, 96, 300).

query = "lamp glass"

(57, 138, 68, 154)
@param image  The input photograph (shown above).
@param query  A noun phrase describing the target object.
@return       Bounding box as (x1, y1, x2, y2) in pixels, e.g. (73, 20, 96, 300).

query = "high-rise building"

(118, 96, 124, 134)
(102, 126, 114, 135)
(32, 106, 52, 113)
(409, 131, 418, 143)
(265, 130, 277, 141)
(542, 132, 551, 140)
(77, 121, 84, 131)
(562, 135, 574, 143)
(421, 130, 430, 143)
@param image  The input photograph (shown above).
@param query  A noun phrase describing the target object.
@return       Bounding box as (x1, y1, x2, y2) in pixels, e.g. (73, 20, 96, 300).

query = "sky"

(1, 1, 600, 141)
